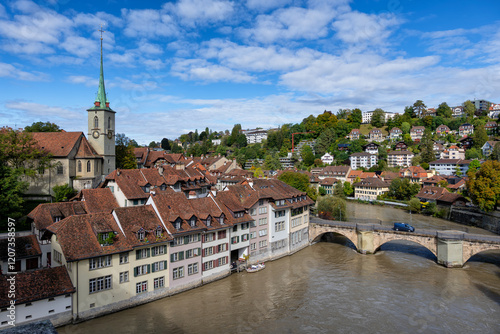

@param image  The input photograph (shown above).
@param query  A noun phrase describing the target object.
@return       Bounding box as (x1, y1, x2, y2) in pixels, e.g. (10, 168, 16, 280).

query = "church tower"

(87, 27, 116, 175)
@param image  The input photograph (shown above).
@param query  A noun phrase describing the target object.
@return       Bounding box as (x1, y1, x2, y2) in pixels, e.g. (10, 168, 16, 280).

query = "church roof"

(87, 32, 114, 113)
(75, 135, 101, 158)
(32, 131, 83, 157)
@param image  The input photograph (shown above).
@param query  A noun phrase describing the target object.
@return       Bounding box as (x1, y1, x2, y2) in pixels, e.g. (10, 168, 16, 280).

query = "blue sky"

(1, 0, 499, 145)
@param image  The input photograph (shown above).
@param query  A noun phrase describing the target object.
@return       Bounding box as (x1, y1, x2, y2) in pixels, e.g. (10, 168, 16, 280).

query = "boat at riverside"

(246, 263, 265, 273)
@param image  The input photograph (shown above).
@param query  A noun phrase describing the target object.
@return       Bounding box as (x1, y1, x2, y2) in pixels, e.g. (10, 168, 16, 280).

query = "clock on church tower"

(87, 27, 116, 175)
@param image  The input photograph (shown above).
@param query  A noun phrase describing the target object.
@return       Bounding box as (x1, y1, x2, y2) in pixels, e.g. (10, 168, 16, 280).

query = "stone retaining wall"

(450, 207, 500, 235)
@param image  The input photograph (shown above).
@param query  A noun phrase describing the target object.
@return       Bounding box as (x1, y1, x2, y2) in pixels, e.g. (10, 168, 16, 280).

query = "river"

(58, 203, 500, 334)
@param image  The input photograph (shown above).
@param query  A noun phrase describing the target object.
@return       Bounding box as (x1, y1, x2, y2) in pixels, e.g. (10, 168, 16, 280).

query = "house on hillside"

(353, 177, 389, 201)
(410, 126, 425, 142)
(389, 127, 402, 140)
(482, 141, 499, 157)
(436, 125, 451, 136)
(387, 150, 414, 168)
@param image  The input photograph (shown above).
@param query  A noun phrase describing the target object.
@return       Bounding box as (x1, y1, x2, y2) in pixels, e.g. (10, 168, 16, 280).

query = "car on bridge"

(393, 222, 415, 232)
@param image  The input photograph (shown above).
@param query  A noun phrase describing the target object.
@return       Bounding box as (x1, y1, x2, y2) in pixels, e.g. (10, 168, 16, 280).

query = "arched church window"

(108, 117, 111, 129)
(87, 161, 91, 173)
(78, 161, 82, 173)
(94, 116, 99, 128)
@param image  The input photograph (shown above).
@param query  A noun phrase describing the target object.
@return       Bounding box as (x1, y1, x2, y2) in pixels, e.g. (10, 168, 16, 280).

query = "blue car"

(393, 222, 415, 232)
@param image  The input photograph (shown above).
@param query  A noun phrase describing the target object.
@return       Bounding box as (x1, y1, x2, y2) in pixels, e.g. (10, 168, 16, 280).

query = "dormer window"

(143, 185, 150, 193)
(155, 226, 162, 238)
(174, 218, 182, 230)
(160, 184, 166, 191)
(54, 216, 62, 223)
(137, 229, 145, 241)
(219, 214, 225, 225)
(206, 216, 211, 227)
(190, 217, 196, 227)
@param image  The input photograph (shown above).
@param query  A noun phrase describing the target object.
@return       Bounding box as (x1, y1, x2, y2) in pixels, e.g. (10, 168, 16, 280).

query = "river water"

(59, 203, 500, 334)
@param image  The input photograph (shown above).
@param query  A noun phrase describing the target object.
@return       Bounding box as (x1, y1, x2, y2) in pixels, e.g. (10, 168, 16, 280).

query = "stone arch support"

(372, 232, 438, 257)
(462, 242, 500, 264)
(309, 224, 359, 249)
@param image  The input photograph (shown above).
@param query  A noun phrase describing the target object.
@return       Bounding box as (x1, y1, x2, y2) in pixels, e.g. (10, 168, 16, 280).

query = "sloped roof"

(0, 267, 75, 307)
(28, 201, 89, 231)
(353, 177, 389, 189)
(75, 136, 101, 158)
(0, 235, 41, 261)
(31, 132, 83, 157)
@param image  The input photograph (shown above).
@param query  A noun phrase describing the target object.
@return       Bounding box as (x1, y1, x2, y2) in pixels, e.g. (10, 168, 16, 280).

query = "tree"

(467, 160, 500, 211)
(264, 154, 281, 171)
(301, 145, 315, 167)
(420, 130, 435, 164)
(463, 100, 476, 119)
(348, 108, 363, 127)
(0, 127, 52, 224)
(334, 181, 345, 198)
(387, 178, 420, 201)
(315, 128, 336, 157)
(408, 197, 421, 213)
(317, 195, 347, 221)
(161, 138, 171, 151)
(472, 125, 488, 150)
(278, 171, 310, 192)
(490, 142, 500, 161)
(465, 148, 482, 160)
(115, 133, 137, 169)
(436, 102, 452, 118)
(343, 181, 353, 197)
(401, 122, 411, 134)
(371, 108, 385, 128)
(253, 167, 264, 178)
(52, 184, 76, 202)
(24, 121, 61, 132)
(148, 141, 158, 148)
(412, 100, 427, 118)
(403, 106, 416, 119)
(468, 159, 481, 174)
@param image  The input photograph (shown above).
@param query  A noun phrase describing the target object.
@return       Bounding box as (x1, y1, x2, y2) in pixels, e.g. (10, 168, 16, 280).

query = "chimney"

(117, 169, 120, 176)
(158, 166, 164, 175)
(218, 153, 221, 157)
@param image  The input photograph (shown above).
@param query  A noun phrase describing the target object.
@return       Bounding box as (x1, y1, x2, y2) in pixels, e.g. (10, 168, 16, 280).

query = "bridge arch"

(372, 233, 437, 257)
(462, 246, 500, 265)
(309, 225, 358, 250)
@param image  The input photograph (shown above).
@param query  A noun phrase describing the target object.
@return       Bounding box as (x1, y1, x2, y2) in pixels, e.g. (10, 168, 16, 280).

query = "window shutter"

(134, 267, 138, 277)
(136, 250, 141, 260)
(184, 236, 189, 244)
(164, 260, 167, 269)
(147, 264, 150, 274)
(171, 254, 175, 262)
(225, 256, 228, 264)
(152, 264, 156, 273)
(198, 248, 201, 256)
(163, 245, 167, 254)
(180, 251, 184, 261)
(147, 248, 150, 258)
(225, 243, 228, 251)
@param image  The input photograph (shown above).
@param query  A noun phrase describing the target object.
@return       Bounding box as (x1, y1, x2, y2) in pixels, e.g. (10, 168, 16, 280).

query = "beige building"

(353, 177, 389, 201)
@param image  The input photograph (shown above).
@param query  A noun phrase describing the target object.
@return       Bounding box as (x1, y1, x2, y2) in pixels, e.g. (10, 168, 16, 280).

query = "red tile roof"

(0, 267, 75, 307)
(31, 132, 84, 157)
(0, 235, 41, 261)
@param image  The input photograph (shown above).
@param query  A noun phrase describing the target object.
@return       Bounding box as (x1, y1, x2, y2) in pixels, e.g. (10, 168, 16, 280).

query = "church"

(26, 35, 116, 199)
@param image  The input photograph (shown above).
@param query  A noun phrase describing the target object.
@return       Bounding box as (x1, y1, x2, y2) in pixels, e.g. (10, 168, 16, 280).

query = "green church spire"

(89, 25, 112, 111)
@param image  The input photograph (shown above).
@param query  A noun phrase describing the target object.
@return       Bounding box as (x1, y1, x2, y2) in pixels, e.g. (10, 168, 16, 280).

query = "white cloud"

(137, 40, 163, 55)
(171, 58, 254, 83)
(5, 101, 81, 120)
(245, 0, 292, 11)
(0, 62, 48, 81)
(67, 75, 96, 86)
(61, 36, 97, 58)
(0, 4, 7, 18)
(108, 52, 136, 65)
(122, 8, 179, 38)
(240, 5, 337, 43)
(173, 0, 234, 26)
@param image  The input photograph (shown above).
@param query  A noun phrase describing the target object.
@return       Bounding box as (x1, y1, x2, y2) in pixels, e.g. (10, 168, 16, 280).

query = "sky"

(1, 0, 499, 145)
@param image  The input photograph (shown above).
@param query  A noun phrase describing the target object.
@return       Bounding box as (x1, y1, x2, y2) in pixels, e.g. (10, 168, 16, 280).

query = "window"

(155, 227, 162, 238)
(250, 231, 257, 239)
(137, 229, 145, 241)
(206, 216, 211, 227)
(259, 229, 268, 237)
(54, 250, 62, 264)
(188, 263, 198, 275)
(203, 260, 214, 271)
(231, 236, 239, 244)
(259, 240, 268, 248)
(250, 221, 256, 228)
(275, 210, 285, 218)
(134, 264, 150, 276)
(217, 230, 226, 239)
(173, 266, 184, 280)
(173, 236, 184, 246)
(56, 165, 63, 175)
(136, 281, 147, 294)
(250, 243, 257, 250)
(87, 161, 91, 173)
(250, 208, 256, 216)
(136, 248, 150, 260)
(190, 216, 197, 227)
(232, 225, 238, 232)
(107, 116, 111, 129)
(171, 251, 184, 262)
(218, 256, 228, 266)
(275, 221, 285, 232)
(241, 222, 249, 230)
(219, 214, 225, 224)
(174, 219, 182, 230)
(152, 245, 166, 256)
(259, 218, 267, 226)
(154, 276, 165, 289)
(242, 234, 249, 242)
(152, 261, 167, 272)
(258, 207, 267, 214)
(94, 116, 99, 128)
(204, 233, 215, 242)
(259, 199, 264, 206)
(203, 247, 214, 256)
(185, 248, 201, 258)
(89, 255, 111, 270)
(119, 252, 128, 264)
(89, 275, 112, 294)
(119, 271, 129, 283)
(217, 243, 228, 253)
(77, 161, 82, 172)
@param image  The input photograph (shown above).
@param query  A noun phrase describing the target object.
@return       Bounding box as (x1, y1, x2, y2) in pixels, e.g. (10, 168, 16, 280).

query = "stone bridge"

(310, 218, 500, 268)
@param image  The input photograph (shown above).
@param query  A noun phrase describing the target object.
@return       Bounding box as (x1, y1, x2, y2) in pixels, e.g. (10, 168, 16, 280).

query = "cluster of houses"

(1, 168, 313, 327)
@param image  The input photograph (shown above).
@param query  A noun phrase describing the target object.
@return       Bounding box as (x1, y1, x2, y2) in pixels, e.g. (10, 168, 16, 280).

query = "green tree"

(412, 100, 427, 118)
(52, 184, 76, 202)
(420, 130, 435, 164)
(148, 141, 158, 148)
(401, 122, 411, 134)
(472, 125, 488, 150)
(466, 160, 500, 211)
(116, 133, 137, 169)
(490, 142, 500, 161)
(387, 178, 421, 201)
(264, 154, 281, 170)
(403, 106, 416, 119)
(0, 165, 28, 222)
(465, 148, 482, 160)
(343, 181, 354, 197)
(348, 108, 363, 127)
(24, 121, 62, 132)
(278, 171, 310, 192)
(315, 128, 336, 157)
(371, 108, 385, 128)
(317, 195, 347, 221)
(301, 145, 315, 167)
(455, 164, 462, 177)
(468, 159, 481, 174)
(408, 197, 421, 213)
(334, 181, 345, 198)
(436, 102, 452, 118)
(318, 186, 327, 196)
(161, 138, 171, 151)
(253, 167, 264, 178)
(463, 100, 476, 119)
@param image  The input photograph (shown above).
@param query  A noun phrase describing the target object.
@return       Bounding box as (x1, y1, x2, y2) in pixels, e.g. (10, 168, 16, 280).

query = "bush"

(318, 195, 347, 221)
(408, 197, 421, 213)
